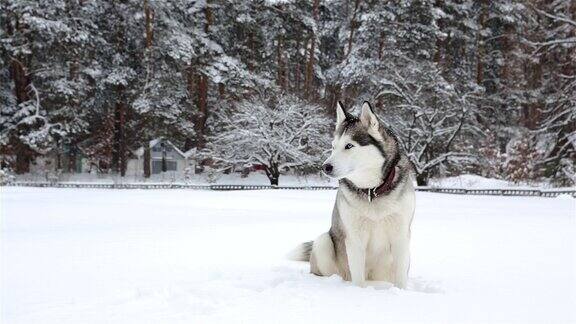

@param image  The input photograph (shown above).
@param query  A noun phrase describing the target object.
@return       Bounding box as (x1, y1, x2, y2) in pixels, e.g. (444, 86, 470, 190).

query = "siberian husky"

(289, 101, 415, 288)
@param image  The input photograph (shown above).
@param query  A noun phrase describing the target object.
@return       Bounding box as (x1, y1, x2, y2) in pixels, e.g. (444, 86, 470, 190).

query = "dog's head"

(322, 101, 399, 187)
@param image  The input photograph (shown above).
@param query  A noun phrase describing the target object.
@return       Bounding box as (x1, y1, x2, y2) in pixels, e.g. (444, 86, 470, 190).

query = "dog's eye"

(345, 143, 354, 150)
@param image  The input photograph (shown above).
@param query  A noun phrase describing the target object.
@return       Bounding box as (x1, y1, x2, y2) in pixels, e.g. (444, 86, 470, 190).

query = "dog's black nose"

(322, 163, 333, 175)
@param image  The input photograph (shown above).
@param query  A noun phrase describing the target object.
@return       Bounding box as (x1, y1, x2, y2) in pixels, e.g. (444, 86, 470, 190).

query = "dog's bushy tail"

(286, 241, 313, 262)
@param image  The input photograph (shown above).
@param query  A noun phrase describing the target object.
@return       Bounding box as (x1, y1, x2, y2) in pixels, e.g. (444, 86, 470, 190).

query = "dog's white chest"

(338, 185, 415, 244)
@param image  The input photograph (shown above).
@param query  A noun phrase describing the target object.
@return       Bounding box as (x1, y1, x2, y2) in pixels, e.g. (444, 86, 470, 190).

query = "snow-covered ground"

(1, 187, 575, 323)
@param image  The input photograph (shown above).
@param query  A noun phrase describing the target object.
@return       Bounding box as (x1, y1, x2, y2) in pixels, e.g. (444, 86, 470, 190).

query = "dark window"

(152, 160, 177, 174)
(152, 160, 162, 174)
(166, 161, 177, 171)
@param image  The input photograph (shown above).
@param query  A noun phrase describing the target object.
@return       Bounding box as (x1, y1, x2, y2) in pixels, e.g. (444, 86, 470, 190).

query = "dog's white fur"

(294, 102, 415, 288)
(330, 181, 415, 288)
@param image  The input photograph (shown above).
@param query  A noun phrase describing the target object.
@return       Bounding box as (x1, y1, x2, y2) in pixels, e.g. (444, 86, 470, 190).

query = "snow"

(428, 174, 574, 190)
(1, 187, 575, 323)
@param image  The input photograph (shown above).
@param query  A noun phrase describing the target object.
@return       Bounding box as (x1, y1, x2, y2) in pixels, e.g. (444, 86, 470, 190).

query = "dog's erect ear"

(336, 101, 347, 125)
(360, 101, 379, 133)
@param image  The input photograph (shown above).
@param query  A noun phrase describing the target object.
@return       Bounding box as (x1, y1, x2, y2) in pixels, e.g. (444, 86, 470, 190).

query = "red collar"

(359, 164, 397, 202)
(341, 157, 400, 202)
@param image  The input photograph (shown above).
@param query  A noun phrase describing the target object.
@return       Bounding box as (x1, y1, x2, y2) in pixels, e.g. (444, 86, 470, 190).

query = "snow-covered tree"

(206, 93, 330, 185)
(323, 0, 481, 185)
(527, 2, 576, 185)
(376, 60, 481, 185)
(0, 0, 74, 173)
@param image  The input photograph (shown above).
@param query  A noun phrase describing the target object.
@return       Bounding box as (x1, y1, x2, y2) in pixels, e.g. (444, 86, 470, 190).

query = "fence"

(5, 182, 575, 198)
(415, 187, 575, 198)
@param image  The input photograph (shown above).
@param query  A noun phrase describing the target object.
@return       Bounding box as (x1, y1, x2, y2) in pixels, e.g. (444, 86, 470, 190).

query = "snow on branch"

(205, 94, 331, 184)
(528, 5, 576, 28)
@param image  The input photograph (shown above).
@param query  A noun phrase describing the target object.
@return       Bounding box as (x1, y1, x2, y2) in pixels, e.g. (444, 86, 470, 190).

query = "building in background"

(128, 138, 192, 177)
(29, 144, 87, 175)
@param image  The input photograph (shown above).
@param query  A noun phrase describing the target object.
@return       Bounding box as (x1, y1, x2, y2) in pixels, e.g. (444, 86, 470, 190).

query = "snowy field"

(1, 187, 575, 324)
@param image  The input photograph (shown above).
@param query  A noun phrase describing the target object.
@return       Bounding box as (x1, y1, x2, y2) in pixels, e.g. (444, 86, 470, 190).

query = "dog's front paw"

(352, 280, 367, 288)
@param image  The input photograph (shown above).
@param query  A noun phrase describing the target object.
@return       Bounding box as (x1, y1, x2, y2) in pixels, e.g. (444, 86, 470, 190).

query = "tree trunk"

(192, 1, 212, 150)
(144, 0, 154, 48)
(416, 172, 428, 186)
(10, 58, 33, 174)
(294, 33, 302, 92)
(13, 140, 32, 174)
(277, 35, 286, 90)
(326, 84, 342, 116)
(185, 66, 196, 151)
(8, 13, 30, 105)
(265, 164, 280, 186)
(112, 85, 127, 176)
(500, 23, 514, 92)
(218, 82, 225, 99)
(304, 0, 319, 97)
(345, 0, 361, 59)
(184, 138, 194, 152)
(7, 14, 34, 174)
(10, 58, 30, 104)
(56, 140, 62, 171)
(68, 144, 77, 173)
(143, 0, 154, 88)
(143, 146, 151, 178)
(377, 31, 385, 61)
(305, 33, 316, 98)
(196, 74, 208, 149)
(433, 0, 444, 65)
(204, 0, 212, 34)
(524, 57, 542, 129)
(476, 0, 488, 85)
(247, 31, 255, 72)
(111, 5, 128, 177)
(269, 175, 279, 186)
(141, 0, 155, 178)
